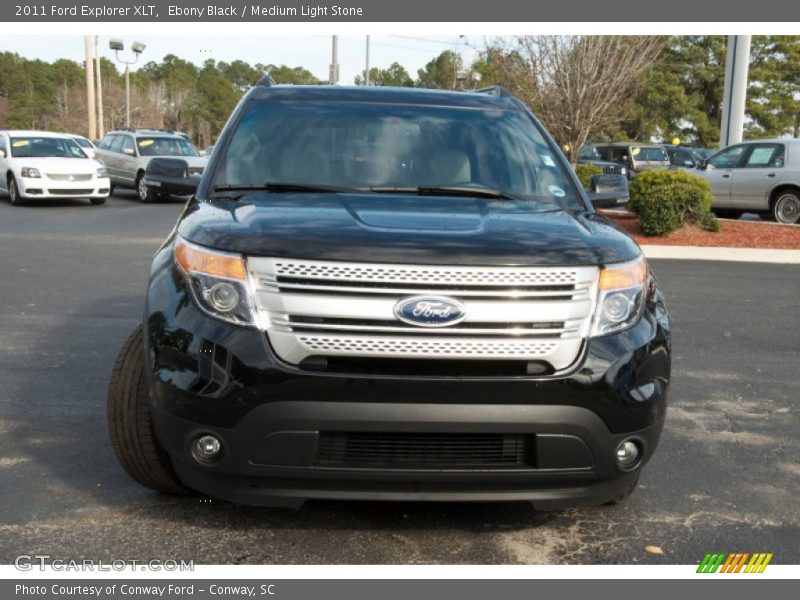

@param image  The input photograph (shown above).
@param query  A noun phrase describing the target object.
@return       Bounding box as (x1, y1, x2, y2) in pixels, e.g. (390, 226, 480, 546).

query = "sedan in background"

(0, 130, 110, 206)
(693, 138, 800, 223)
(94, 128, 206, 202)
(67, 134, 97, 158)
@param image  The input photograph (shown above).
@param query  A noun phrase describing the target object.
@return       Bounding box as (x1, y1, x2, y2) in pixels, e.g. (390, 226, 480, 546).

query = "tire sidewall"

(136, 174, 152, 203)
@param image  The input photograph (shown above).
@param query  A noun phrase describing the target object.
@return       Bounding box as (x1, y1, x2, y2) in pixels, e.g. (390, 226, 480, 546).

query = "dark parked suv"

(108, 83, 671, 509)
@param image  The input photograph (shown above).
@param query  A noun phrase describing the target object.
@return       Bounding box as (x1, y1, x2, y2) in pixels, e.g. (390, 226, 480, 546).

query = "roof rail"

(475, 86, 513, 98)
(111, 127, 178, 135)
(257, 74, 277, 87)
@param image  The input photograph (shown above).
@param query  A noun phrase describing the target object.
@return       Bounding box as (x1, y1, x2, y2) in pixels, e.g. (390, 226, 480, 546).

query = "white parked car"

(0, 130, 111, 206)
(67, 133, 97, 158)
(693, 138, 800, 224)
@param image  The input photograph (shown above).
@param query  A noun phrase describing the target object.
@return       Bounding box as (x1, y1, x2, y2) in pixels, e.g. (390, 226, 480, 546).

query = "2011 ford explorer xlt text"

(107, 82, 671, 509)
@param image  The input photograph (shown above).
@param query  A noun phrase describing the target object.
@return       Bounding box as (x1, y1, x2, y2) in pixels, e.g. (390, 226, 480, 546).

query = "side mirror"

(696, 159, 707, 170)
(587, 174, 629, 209)
(123, 147, 135, 156)
(0, 149, 5, 158)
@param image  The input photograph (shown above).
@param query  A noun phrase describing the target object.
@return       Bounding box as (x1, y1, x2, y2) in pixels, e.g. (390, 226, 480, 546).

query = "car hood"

(177, 193, 640, 266)
(13, 157, 100, 174)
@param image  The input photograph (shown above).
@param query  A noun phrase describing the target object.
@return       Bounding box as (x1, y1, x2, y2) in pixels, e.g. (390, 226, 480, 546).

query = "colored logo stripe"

(697, 552, 773, 573)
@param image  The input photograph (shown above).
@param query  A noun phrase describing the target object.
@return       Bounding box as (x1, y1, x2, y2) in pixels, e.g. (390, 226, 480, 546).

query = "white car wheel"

(773, 192, 800, 224)
(8, 176, 22, 206)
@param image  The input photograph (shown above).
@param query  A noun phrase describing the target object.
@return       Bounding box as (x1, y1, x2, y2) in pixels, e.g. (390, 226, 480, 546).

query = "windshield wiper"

(210, 182, 360, 197)
(367, 185, 523, 201)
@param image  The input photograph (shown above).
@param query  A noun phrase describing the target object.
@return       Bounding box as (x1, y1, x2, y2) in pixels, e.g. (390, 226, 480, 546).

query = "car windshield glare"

(211, 100, 583, 210)
(9, 137, 87, 159)
(137, 137, 199, 157)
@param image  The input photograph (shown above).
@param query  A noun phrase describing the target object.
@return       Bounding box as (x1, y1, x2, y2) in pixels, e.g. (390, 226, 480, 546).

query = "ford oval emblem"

(394, 296, 467, 328)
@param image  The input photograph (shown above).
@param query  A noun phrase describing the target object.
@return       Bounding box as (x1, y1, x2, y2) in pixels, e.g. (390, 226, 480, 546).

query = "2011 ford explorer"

(107, 83, 671, 509)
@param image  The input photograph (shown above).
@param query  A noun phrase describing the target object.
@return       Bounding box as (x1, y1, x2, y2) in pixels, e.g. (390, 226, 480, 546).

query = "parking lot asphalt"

(0, 192, 798, 565)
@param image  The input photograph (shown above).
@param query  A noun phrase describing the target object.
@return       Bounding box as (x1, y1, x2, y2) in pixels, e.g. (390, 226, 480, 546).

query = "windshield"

(632, 146, 669, 162)
(136, 136, 199, 157)
(10, 136, 88, 159)
(212, 100, 583, 209)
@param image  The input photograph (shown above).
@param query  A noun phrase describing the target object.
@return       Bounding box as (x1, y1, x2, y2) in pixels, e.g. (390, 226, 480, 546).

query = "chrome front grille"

(248, 258, 599, 369)
(46, 173, 94, 182)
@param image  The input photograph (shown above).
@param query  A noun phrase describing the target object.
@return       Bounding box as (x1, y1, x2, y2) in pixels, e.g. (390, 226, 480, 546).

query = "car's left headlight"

(97, 167, 108, 178)
(21, 167, 41, 178)
(174, 236, 254, 326)
(590, 256, 648, 337)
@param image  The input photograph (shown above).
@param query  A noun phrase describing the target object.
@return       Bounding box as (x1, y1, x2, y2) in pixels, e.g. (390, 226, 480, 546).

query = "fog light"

(602, 292, 633, 322)
(194, 435, 221, 462)
(207, 282, 239, 312)
(616, 440, 640, 469)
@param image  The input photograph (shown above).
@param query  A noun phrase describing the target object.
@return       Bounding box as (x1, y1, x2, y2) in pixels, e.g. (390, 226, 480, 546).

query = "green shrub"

(574, 163, 604, 189)
(697, 211, 720, 232)
(637, 190, 681, 236)
(628, 169, 718, 236)
(637, 183, 719, 236)
(628, 169, 713, 215)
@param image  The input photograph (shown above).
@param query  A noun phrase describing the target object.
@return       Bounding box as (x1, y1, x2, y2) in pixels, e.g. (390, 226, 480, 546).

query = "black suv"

(108, 83, 671, 509)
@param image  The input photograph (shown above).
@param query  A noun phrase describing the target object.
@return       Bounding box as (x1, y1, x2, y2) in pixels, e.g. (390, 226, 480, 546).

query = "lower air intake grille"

(315, 432, 535, 469)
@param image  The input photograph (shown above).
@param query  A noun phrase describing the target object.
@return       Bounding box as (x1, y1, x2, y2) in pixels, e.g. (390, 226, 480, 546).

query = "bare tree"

(486, 36, 665, 161)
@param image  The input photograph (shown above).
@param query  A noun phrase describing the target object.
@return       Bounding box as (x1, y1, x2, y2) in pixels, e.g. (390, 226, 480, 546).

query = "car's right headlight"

(590, 256, 648, 337)
(21, 167, 41, 178)
(96, 167, 108, 178)
(174, 237, 254, 326)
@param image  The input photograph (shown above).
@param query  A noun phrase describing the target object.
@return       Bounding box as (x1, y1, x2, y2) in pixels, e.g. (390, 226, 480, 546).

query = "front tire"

(136, 173, 157, 203)
(107, 326, 189, 495)
(772, 191, 800, 224)
(90, 197, 107, 206)
(7, 175, 23, 206)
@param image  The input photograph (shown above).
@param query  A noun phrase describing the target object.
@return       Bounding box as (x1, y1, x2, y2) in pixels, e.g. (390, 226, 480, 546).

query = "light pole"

(109, 39, 146, 127)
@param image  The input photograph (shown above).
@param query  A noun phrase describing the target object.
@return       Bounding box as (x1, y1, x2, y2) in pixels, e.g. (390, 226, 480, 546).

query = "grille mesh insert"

(315, 432, 536, 469)
(298, 335, 557, 357)
(274, 262, 578, 286)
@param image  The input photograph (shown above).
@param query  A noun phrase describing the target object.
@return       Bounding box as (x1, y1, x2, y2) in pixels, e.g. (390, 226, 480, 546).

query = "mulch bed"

(600, 211, 800, 250)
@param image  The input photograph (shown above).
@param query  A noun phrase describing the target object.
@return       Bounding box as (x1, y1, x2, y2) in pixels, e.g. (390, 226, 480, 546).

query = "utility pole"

(365, 35, 370, 85)
(720, 35, 751, 148)
(84, 36, 97, 140)
(330, 35, 339, 85)
(95, 36, 104, 138)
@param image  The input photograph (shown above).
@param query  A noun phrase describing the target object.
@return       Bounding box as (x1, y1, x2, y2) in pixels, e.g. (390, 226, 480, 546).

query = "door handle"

(767, 173, 776, 178)
(722, 174, 730, 178)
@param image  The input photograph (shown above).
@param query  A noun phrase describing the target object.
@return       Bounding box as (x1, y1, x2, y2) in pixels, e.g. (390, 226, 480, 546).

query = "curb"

(641, 245, 800, 264)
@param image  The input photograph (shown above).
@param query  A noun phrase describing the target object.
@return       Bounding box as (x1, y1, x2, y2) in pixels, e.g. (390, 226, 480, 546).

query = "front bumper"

(144, 250, 671, 508)
(144, 175, 201, 197)
(18, 176, 110, 199)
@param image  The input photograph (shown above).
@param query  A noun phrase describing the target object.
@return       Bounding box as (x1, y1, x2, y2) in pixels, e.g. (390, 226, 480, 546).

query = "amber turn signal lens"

(599, 257, 648, 291)
(174, 238, 247, 281)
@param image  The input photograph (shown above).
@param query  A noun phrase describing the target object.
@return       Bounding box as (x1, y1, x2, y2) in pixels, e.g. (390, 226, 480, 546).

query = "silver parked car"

(94, 128, 207, 202)
(694, 138, 800, 224)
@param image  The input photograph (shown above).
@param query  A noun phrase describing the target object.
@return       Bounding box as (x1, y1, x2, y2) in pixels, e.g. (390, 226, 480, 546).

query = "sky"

(0, 35, 483, 84)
